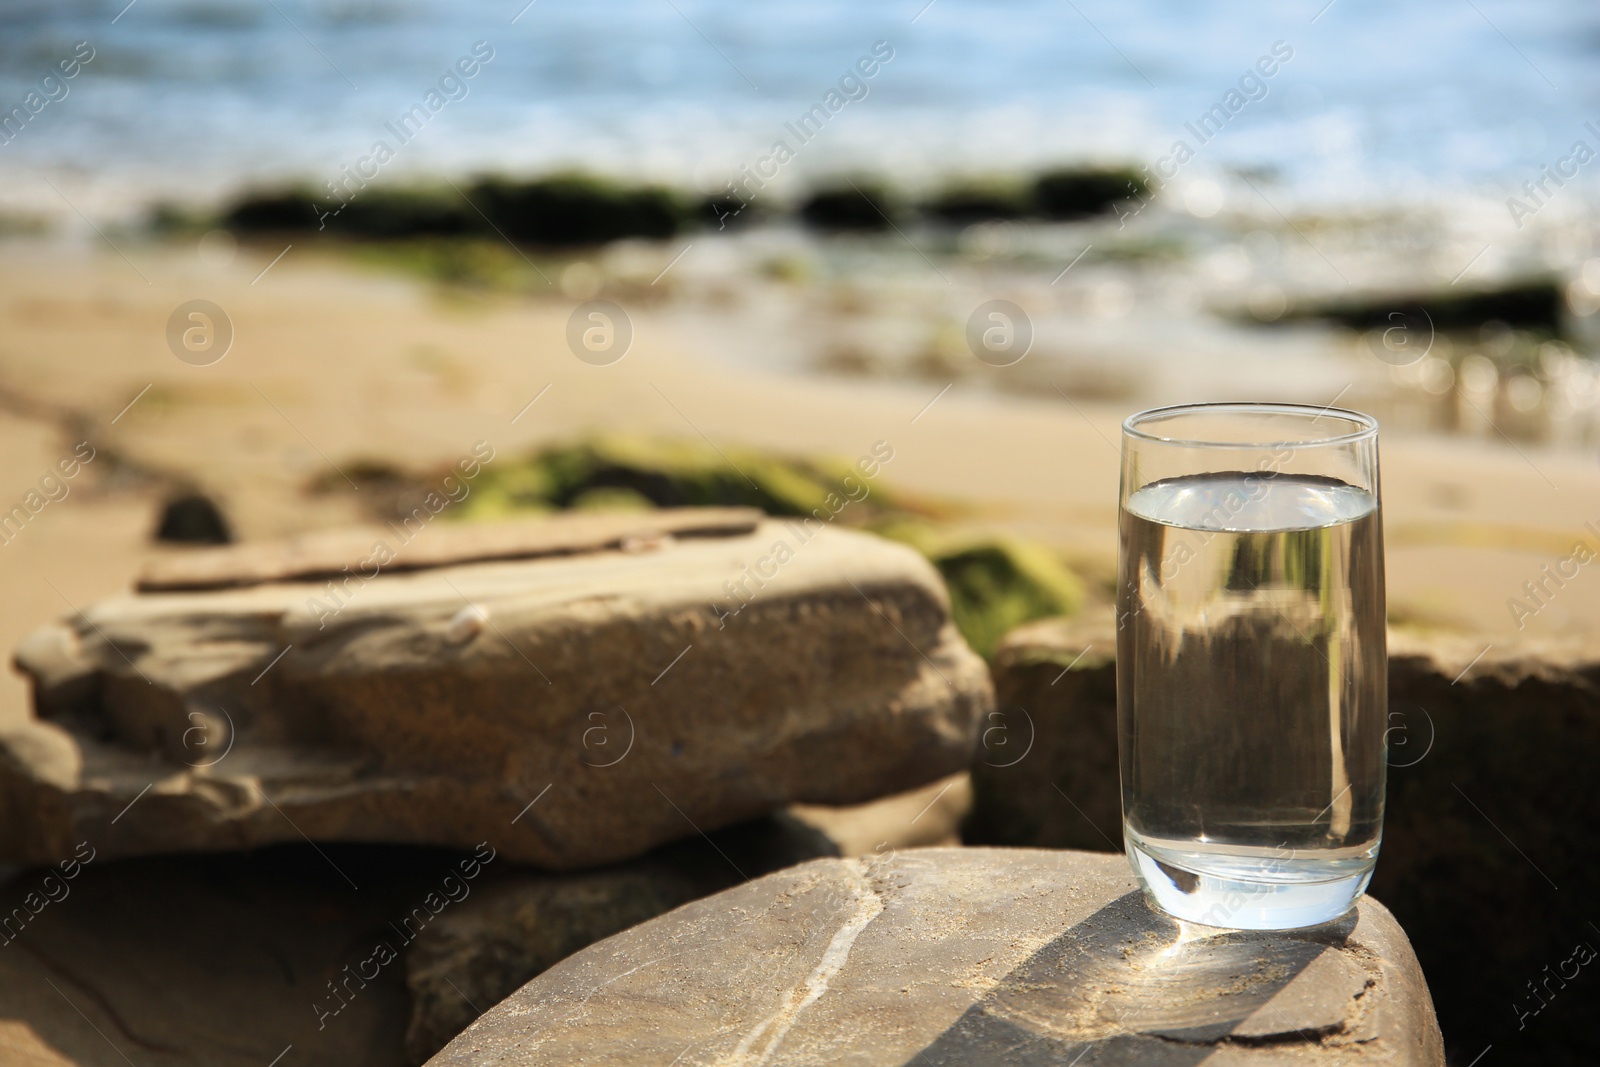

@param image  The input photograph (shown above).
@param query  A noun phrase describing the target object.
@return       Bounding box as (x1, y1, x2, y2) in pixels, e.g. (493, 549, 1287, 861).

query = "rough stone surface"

(969, 611, 1600, 1063)
(134, 508, 761, 592)
(404, 775, 971, 1065)
(1, 513, 992, 868)
(0, 816, 837, 1067)
(428, 847, 1443, 1066)
(403, 814, 838, 1064)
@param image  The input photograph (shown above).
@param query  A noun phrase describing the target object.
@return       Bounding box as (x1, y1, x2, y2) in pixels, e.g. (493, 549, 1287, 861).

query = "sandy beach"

(3, 239, 1598, 734)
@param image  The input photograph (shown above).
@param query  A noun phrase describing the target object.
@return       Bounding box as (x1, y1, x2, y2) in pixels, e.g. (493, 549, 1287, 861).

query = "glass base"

(1125, 830, 1376, 931)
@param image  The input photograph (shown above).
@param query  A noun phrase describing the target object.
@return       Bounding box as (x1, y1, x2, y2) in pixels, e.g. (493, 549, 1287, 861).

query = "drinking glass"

(1116, 402, 1385, 930)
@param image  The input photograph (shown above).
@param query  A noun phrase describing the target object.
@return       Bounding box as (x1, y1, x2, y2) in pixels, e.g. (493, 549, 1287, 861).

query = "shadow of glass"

(906, 891, 1362, 1065)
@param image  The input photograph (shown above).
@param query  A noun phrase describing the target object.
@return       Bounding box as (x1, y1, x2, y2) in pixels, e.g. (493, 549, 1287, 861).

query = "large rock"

(428, 847, 1443, 1065)
(404, 775, 972, 1064)
(2, 509, 992, 868)
(403, 814, 837, 1063)
(969, 611, 1600, 1063)
(0, 816, 833, 1067)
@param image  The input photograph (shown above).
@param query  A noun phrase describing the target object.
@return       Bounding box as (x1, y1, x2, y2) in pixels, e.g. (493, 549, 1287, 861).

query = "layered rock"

(428, 847, 1443, 1065)
(0, 815, 836, 1067)
(2, 509, 992, 868)
(969, 611, 1600, 1063)
(404, 774, 971, 1063)
(402, 814, 836, 1063)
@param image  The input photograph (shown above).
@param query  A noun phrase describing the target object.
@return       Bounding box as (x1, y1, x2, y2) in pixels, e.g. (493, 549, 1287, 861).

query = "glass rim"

(1121, 402, 1379, 449)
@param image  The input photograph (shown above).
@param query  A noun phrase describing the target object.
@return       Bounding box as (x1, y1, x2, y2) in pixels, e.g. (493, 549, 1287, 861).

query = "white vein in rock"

(723, 861, 884, 1065)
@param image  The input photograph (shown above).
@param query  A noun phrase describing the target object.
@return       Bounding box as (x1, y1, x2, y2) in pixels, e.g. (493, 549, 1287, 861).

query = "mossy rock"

(454, 440, 1082, 657)
(1031, 166, 1146, 220)
(919, 179, 1033, 225)
(219, 174, 691, 247)
(1284, 278, 1566, 338)
(470, 173, 688, 246)
(938, 541, 1085, 659)
(222, 186, 323, 232)
(873, 521, 1085, 659)
(326, 187, 476, 239)
(457, 438, 905, 524)
(568, 486, 656, 513)
(799, 182, 899, 232)
(227, 186, 476, 239)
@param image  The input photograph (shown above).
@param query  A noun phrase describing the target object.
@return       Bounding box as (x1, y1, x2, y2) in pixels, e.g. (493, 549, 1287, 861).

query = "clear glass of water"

(1117, 402, 1386, 930)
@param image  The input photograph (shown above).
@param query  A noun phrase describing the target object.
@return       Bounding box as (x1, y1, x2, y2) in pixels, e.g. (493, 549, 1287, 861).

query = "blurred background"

(3, 0, 1599, 1063)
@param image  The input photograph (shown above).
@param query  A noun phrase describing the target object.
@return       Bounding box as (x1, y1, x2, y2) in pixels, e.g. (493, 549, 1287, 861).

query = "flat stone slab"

(429, 848, 1443, 1066)
(134, 507, 762, 592)
(2, 512, 991, 867)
